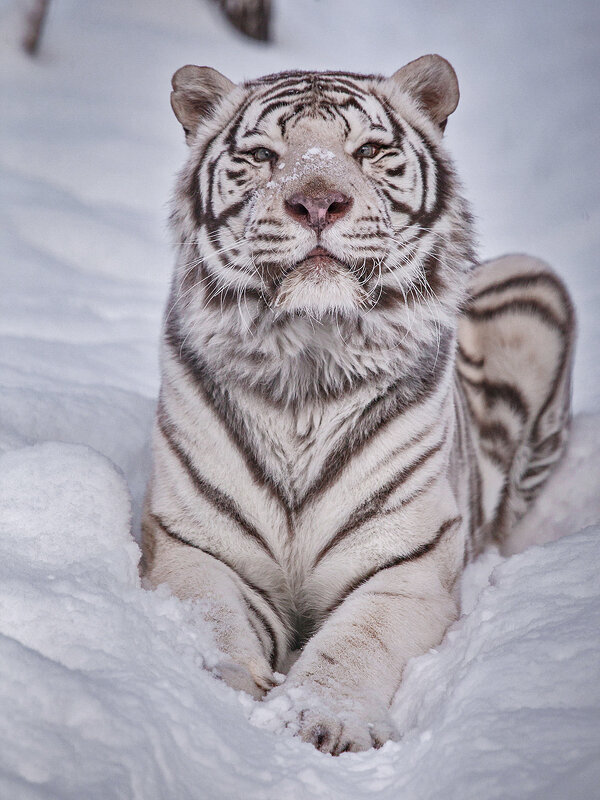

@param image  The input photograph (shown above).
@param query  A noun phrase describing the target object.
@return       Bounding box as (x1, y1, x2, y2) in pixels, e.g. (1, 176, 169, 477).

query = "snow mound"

(0, 443, 228, 800)
(0, 443, 598, 800)
(0, 443, 137, 585)
(391, 528, 600, 799)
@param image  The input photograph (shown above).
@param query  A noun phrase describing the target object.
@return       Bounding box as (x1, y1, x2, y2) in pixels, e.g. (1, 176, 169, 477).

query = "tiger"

(141, 55, 575, 755)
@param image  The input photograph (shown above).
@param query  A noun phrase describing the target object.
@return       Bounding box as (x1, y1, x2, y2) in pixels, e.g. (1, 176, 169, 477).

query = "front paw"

(214, 659, 277, 700)
(295, 704, 393, 755)
(265, 684, 395, 754)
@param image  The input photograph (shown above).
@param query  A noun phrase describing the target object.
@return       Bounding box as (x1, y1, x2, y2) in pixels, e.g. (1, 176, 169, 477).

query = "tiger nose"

(284, 190, 353, 231)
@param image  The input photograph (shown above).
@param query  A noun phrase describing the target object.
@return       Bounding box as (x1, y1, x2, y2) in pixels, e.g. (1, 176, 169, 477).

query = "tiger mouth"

(297, 245, 347, 270)
(269, 245, 352, 291)
(272, 246, 367, 314)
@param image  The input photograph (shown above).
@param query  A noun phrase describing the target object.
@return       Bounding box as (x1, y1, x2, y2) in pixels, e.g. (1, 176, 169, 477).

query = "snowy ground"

(1, 1, 599, 798)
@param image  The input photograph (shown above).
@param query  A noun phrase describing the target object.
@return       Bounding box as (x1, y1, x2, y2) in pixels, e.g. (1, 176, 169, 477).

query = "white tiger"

(142, 55, 575, 754)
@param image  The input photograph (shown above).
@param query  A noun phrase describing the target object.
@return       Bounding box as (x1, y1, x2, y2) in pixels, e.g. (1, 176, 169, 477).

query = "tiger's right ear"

(171, 65, 236, 144)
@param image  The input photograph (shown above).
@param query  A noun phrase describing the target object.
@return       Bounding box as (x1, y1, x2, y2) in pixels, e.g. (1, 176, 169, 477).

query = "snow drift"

(1, 440, 599, 799)
(1, 0, 599, 797)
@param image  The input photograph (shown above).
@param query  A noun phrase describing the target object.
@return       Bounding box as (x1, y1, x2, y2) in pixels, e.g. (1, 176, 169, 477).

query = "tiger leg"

(142, 514, 288, 699)
(268, 514, 460, 754)
(457, 254, 575, 545)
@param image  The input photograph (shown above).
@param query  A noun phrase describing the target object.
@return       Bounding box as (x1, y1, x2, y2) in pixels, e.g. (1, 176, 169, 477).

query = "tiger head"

(168, 57, 475, 401)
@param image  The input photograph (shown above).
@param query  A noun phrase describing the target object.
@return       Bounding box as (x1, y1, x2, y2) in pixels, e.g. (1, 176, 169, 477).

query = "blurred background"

(1, 0, 599, 528)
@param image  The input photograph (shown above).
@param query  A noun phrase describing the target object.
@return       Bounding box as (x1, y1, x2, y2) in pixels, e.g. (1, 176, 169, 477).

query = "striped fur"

(142, 56, 575, 754)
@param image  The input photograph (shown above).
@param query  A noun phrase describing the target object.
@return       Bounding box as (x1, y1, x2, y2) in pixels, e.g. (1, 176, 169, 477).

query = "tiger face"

(171, 57, 472, 324)
(168, 57, 475, 404)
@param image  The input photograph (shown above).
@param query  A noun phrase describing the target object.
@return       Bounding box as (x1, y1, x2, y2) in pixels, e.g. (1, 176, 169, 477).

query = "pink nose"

(284, 190, 353, 231)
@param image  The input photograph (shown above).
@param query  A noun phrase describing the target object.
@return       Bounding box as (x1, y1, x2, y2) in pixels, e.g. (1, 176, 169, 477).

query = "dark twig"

(217, 0, 272, 42)
(22, 0, 51, 56)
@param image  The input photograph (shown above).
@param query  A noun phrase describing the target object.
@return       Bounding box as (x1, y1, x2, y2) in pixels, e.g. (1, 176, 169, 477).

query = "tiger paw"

(293, 704, 394, 754)
(264, 684, 395, 754)
(214, 659, 277, 700)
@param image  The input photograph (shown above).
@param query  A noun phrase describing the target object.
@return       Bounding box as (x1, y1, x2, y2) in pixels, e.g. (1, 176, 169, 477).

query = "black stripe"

(157, 412, 277, 561)
(520, 461, 554, 484)
(325, 516, 461, 615)
(318, 652, 338, 665)
(298, 334, 453, 511)
(377, 93, 456, 230)
(246, 70, 383, 87)
(455, 380, 485, 561)
(242, 604, 272, 662)
(479, 420, 512, 446)
(529, 287, 574, 446)
(373, 285, 405, 310)
(458, 371, 528, 422)
(457, 344, 484, 368)
(314, 436, 446, 566)
(466, 299, 567, 333)
(464, 413, 513, 472)
(412, 133, 453, 229)
(165, 314, 290, 510)
(238, 593, 279, 671)
(254, 99, 296, 127)
(386, 165, 406, 178)
(150, 513, 286, 630)
(422, 248, 446, 297)
(477, 420, 515, 472)
(415, 149, 430, 221)
(374, 470, 439, 521)
(379, 187, 414, 216)
(225, 168, 246, 180)
(471, 270, 569, 303)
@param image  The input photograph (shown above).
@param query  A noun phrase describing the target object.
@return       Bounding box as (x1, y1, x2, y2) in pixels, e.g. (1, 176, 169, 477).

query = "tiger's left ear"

(389, 55, 459, 132)
(171, 65, 236, 144)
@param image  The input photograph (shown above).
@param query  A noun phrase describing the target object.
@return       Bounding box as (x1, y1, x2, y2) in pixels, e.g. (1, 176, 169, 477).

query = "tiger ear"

(171, 65, 236, 144)
(389, 55, 459, 132)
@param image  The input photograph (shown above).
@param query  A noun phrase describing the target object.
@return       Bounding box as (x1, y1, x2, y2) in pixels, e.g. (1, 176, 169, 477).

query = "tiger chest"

(230, 384, 454, 578)
(241, 395, 364, 511)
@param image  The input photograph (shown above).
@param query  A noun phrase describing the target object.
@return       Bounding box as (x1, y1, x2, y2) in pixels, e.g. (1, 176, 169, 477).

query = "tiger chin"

(142, 55, 575, 754)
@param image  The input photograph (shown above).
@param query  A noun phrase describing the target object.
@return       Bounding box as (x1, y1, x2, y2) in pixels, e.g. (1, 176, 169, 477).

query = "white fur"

(143, 63, 574, 754)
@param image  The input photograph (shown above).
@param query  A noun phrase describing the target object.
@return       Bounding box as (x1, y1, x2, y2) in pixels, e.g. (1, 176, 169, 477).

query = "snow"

(0, 445, 598, 799)
(1, 0, 599, 797)
(302, 148, 336, 160)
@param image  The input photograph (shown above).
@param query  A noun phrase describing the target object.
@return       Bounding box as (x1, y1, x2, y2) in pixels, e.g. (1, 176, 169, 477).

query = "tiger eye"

(251, 147, 277, 164)
(356, 143, 381, 159)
